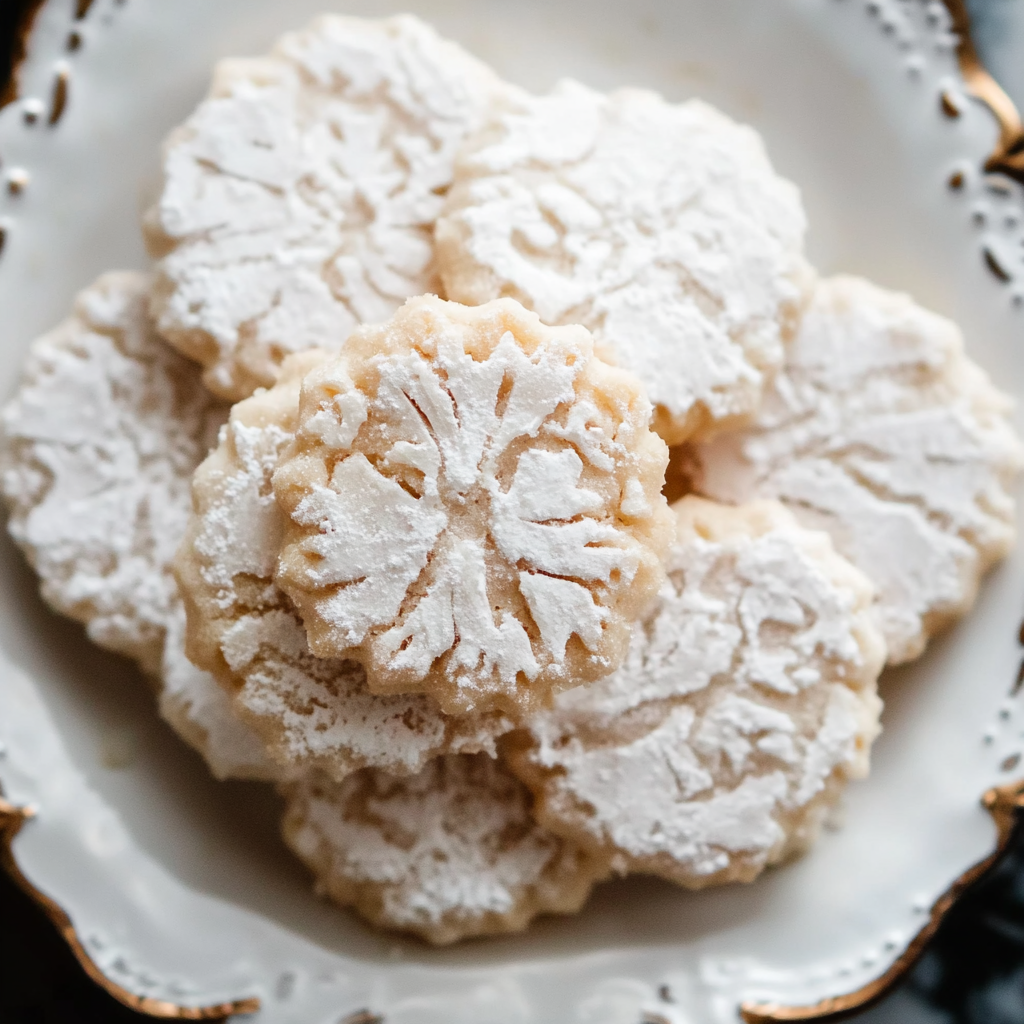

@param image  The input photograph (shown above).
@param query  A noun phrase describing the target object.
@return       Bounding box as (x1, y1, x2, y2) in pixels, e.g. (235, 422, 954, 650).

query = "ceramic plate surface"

(1, 1, 1023, 1022)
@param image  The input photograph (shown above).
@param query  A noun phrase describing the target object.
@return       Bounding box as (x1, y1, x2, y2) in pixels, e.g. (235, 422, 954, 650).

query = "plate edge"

(0, 792, 261, 1020)
(0, 0, 1022, 1020)
(739, 778, 1024, 1023)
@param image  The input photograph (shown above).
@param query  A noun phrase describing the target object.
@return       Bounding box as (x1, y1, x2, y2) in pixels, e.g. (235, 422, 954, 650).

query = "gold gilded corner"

(739, 778, 1024, 1023)
(0, 794, 260, 1020)
(941, 0, 1024, 185)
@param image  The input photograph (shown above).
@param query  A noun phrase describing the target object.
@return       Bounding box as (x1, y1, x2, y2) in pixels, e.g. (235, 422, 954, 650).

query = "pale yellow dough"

(694, 275, 1024, 664)
(281, 753, 609, 944)
(272, 295, 673, 718)
(175, 351, 513, 782)
(507, 496, 885, 889)
(145, 14, 516, 401)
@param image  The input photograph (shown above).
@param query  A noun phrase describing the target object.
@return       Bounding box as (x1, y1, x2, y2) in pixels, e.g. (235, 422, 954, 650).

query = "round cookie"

(145, 14, 516, 401)
(175, 351, 513, 782)
(0, 271, 225, 674)
(0, 271, 277, 781)
(506, 496, 885, 889)
(272, 295, 673, 718)
(694, 275, 1024, 664)
(436, 80, 812, 445)
(280, 753, 608, 944)
(160, 603, 284, 782)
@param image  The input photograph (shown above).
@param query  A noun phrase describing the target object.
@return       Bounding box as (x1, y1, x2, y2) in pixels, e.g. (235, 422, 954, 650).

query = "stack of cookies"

(3, 14, 1021, 945)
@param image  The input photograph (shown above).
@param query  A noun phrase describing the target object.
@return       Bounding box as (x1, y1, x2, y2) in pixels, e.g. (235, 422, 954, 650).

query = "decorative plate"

(1, 1, 1023, 1022)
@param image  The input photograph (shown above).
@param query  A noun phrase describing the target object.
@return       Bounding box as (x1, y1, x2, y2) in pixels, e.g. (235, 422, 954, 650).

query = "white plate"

(1, 1, 1023, 1022)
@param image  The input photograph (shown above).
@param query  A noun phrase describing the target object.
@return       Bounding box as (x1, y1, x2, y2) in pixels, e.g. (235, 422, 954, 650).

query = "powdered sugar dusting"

(274, 296, 671, 717)
(177, 352, 513, 781)
(695, 275, 1024, 663)
(0, 271, 227, 675)
(437, 80, 811, 444)
(159, 603, 282, 781)
(510, 497, 884, 887)
(281, 754, 607, 944)
(0, 271, 290, 782)
(146, 14, 515, 400)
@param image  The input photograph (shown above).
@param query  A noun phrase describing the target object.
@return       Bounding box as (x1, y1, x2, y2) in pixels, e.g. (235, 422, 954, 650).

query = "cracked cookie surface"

(272, 295, 672, 718)
(281, 753, 608, 944)
(436, 80, 811, 445)
(694, 276, 1024, 664)
(146, 14, 514, 400)
(506, 496, 885, 888)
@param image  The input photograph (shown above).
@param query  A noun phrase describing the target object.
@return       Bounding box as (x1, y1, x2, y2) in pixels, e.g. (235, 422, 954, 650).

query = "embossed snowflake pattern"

(273, 296, 671, 717)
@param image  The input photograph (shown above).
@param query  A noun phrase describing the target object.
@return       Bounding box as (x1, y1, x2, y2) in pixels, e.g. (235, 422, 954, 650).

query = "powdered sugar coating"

(281, 754, 608, 944)
(176, 351, 512, 782)
(507, 497, 885, 888)
(436, 81, 811, 445)
(159, 603, 282, 781)
(0, 272, 225, 674)
(273, 296, 672, 718)
(145, 14, 514, 400)
(0, 272, 283, 782)
(694, 276, 1024, 664)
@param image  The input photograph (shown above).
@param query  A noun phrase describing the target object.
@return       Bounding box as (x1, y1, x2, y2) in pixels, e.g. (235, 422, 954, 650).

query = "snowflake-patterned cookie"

(693, 276, 1024, 664)
(272, 295, 673, 718)
(175, 350, 513, 782)
(281, 753, 609, 944)
(0, 271, 278, 782)
(145, 14, 515, 401)
(506, 496, 885, 889)
(436, 80, 812, 445)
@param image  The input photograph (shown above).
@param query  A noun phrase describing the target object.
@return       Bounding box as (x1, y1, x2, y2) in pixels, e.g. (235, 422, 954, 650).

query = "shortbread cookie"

(694, 276, 1024, 664)
(0, 272, 226, 674)
(273, 296, 673, 718)
(436, 81, 811, 445)
(176, 350, 514, 781)
(0, 271, 281, 781)
(159, 604, 283, 781)
(506, 496, 885, 889)
(281, 754, 608, 944)
(146, 14, 514, 401)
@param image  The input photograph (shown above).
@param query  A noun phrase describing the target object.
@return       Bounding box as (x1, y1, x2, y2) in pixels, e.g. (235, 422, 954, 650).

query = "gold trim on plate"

(739, 779, 1024, 1023)
(0, 793, 261, 1019)
(942, 0, 1024, 185)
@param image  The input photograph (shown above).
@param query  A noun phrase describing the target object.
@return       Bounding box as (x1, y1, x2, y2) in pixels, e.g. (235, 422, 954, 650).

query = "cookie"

(159, 603, 284, 781)
(272, 295, 673, 718)
(0, 271, 283, 782)
(506, 496, 885, 889)
(281, 753, 608, 944)
(175, 350, 514, 782)
(145, 14, 515, 401)
(0, 271, 225, 674)
(436, 80, 811, 445)
(694, 275, 1024, 664)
